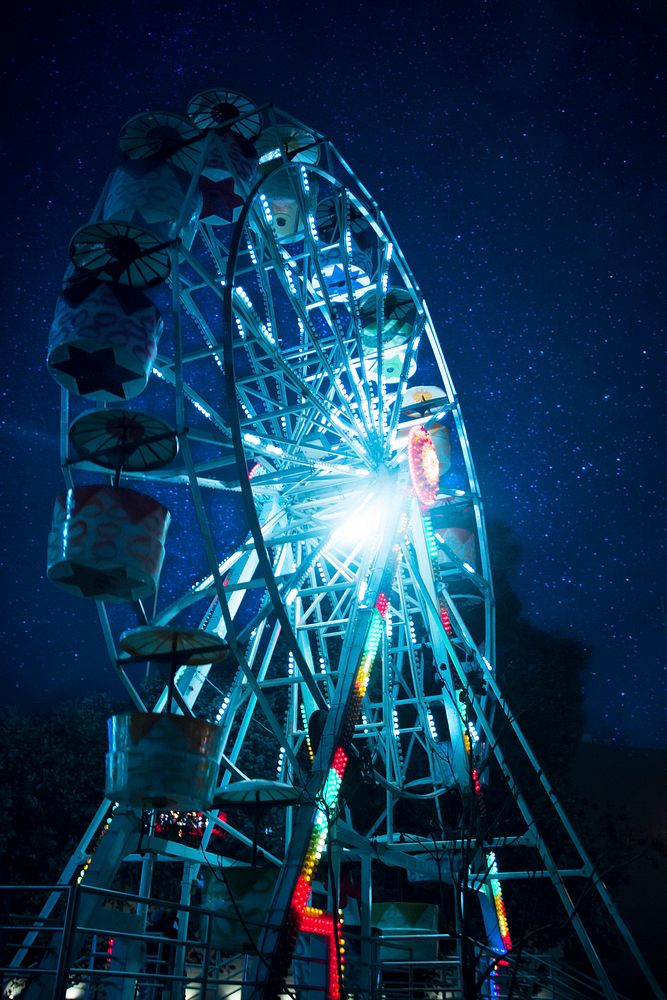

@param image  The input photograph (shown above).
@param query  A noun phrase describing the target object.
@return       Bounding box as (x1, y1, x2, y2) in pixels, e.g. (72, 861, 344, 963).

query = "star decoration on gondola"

(49, 345, 142, 398)
(198, 175, 245, 224)
(53, 564, 136, 599)
(59, 276, 152, 316)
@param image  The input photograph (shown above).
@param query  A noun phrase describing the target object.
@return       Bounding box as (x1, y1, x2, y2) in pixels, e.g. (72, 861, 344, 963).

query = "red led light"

(292, 875, 313, 915)
(375, 592, 389, 617)
(210, 810, 228, 837)
(300, 913, 343, 1000)
(331, 746, 348, 777)
(439, 601, 453, 635)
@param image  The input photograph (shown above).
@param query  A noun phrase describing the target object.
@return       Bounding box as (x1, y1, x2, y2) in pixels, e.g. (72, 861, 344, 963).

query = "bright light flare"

(332, 490, 386, 549)
(337, 511, 377, 546)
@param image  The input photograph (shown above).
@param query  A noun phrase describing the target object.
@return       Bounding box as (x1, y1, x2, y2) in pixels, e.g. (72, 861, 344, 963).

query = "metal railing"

(1, 885, 629, 1000)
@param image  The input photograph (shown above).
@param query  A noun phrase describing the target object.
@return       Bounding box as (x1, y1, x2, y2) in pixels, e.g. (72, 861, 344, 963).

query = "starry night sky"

(1, 0, 665, 748)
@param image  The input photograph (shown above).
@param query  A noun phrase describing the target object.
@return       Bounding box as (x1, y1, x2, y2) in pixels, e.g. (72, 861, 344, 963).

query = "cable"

(198, 843, 297, 1000)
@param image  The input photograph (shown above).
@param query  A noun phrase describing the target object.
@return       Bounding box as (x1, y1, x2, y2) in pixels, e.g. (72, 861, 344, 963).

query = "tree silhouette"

(0, 693, 118, 885)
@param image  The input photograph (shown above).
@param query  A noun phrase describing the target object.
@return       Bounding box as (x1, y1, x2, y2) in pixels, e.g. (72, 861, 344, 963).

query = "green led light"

(423, 512, 439, 562)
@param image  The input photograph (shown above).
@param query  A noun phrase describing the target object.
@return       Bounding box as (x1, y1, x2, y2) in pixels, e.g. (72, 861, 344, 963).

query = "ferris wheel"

(23, 89, 662, 1000)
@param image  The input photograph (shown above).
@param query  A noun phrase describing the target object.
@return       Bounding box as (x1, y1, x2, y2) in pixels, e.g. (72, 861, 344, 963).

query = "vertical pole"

(360, 852, 373, 1000)
(137, 852, 154, 925)
(171, 861, 194, 1000)
(329, 838, 342, 1000)
(53, 883, 80, 999)
(200, 906, 213, 1000)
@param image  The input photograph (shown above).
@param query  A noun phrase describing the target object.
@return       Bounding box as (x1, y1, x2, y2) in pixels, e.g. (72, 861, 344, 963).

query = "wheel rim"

(47, 96, 501, 995)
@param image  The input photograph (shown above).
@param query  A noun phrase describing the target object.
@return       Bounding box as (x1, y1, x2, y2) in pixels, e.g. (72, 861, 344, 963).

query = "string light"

(76, 805, 118, 884)
(422, 512, 439, 562)
(464, 706, 513, 955)
(392, 707, 405, 769)
(191, 400, 212, 420)
(276, 746, 286, 778)
(487, 852, 512, 952)
(301, 704, 314, 761)
(284, 266, 298, 296)
(234, 286, 253, 308)
(215, 695, 230, 723)
(438, 599, 453, 636)
(259, 192, 273, 223)
(288, 592, 391, 991)
(154, 810, 208, 844)
(407, 426, 439, 507)
(299, 909, 344, 1000)
(260, 322, 276, 346)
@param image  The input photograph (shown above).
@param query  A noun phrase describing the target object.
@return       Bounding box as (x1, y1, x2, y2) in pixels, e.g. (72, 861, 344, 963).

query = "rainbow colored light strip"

(289, 594, 389, 998)
(77, 804, 117, 884)
(422, 510, 513, 960)
(487, 852, 512, 952)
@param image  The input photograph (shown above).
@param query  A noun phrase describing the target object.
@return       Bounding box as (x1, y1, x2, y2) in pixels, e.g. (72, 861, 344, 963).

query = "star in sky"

(2, 0, 665, 756)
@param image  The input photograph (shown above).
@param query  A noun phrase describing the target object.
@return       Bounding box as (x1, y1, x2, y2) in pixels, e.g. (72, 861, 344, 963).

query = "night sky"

(1, 0, 665, 749)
